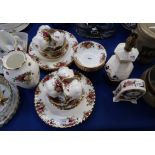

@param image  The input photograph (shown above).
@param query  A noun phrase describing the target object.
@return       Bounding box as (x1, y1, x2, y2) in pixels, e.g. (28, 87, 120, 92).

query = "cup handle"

(0, 57, 3, 74)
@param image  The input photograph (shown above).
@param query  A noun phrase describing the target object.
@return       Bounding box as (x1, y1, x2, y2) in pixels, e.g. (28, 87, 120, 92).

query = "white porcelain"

(0, 75, 19, 127)
(30, 26, 70, 60)
(74, 41, 107, 72)
(2, 51, 40, 89)
(105, 55, 134, 81)
(44, 75, 62, 98)
(0, 23, 29, 32)
(37, 25, 51, 34)
(113, 78, 146, 104)
(0, 76, 12, 115)
(105, 43, 139, 82)
(62, 79, 83, 101)
(50, 30, 65, 49)
(13, 32, 28, 52)
(0, 31, 28, 54)
(43, 67, 83, 106)
(0, 31, 28, 74)
(115, 43, 139, 62)
(29, 29, 78, 71)
(32, 35, 49, 51)
(35, 71, 95, 128)
(57, 66, 74, 80)
(0, 31, 15, 53)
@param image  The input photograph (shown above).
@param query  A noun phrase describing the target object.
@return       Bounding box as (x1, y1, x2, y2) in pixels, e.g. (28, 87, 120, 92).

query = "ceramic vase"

(2, 51, 40, 88)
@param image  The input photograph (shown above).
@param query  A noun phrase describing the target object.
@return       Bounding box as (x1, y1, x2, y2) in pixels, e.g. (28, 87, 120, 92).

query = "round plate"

(0, 76, 19, 127)
(0, 23, 29, 32)
(35, 71, 95, 128)
(29, 31, 78, 71)
(74, 41, 107, 72)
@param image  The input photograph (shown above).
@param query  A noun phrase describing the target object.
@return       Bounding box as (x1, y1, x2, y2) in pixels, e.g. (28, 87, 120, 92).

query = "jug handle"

(0, 57, 3, 74)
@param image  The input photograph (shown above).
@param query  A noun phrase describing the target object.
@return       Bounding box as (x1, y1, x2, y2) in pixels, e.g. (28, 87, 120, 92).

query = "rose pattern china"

(113, 79, 146, 104)
(35, 67, 95, 128)
(0, 75, 19, 127)
(105, 32, 139, 81)
(42, 67, 83, 110)
(2, 51, 40, 89)
(74, 41, 107, 72)
(29, 25, 78, 71)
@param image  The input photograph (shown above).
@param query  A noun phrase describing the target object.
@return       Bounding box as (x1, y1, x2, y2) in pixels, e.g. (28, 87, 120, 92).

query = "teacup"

(57, 66, 74, 81)
(37, 25, 51, 34)
(62, 79, 83, 101)
(44, 67, 83, 110)
(2, 51, 40, 89)
(44, 76, 62, 99)
(32, 26, 67, 59)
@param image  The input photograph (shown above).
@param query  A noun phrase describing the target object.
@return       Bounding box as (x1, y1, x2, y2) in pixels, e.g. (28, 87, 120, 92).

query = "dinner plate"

(35, 71, 95, 128)
(0, 75, 19, 127)
(29, 31, 78, 71)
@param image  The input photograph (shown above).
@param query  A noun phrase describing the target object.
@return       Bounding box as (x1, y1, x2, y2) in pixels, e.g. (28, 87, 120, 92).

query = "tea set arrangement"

(0, 24, 154, 128)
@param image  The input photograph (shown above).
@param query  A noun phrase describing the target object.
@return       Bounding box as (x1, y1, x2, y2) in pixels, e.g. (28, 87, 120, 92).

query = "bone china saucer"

(73, 41, 107, 72)
(34, 71, 95, 128)
(0, 75, 19, 127)
(29, 31, 78, 71)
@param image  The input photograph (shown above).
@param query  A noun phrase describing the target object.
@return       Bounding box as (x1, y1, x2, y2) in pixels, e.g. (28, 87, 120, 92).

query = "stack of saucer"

(29, 25, 78, 71)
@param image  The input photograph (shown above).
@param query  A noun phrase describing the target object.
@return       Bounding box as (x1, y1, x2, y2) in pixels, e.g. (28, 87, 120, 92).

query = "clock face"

(122, 89, 144, 99)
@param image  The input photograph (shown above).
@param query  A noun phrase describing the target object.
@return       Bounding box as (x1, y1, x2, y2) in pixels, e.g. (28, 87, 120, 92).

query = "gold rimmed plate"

(34, 71, 95, 128)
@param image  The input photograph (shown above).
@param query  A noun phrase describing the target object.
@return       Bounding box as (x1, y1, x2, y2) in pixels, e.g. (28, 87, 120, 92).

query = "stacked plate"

(0, 75, 19, 127)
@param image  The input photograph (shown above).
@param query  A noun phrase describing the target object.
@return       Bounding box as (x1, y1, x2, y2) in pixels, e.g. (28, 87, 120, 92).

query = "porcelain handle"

(0, 57, 4, 74)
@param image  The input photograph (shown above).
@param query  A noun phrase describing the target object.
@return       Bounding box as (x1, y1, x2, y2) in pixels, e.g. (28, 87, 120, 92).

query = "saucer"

(73, 41, 107, 72)
(29, 31, 78, 71)
(35, 71, 95, 128)
(0, 75, 19, 127)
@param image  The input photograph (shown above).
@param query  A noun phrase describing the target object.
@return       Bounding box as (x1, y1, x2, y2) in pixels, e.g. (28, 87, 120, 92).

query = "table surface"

(1, 23, 155, 131)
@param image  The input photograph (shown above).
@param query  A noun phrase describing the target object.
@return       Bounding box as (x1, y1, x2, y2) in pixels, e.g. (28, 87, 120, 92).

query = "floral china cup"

(113, 78, 146, 104)
(32, 27, 67, 59)
(2, 51, 40, 89)
(57, 66, 74, 81)
(43, 67, 83, 110)
(29, 25, 78, 71)
(62, 78, 83, 102)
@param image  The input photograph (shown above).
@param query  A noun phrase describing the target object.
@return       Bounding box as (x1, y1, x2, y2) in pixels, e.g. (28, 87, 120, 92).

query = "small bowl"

(73, 41, 107, 72)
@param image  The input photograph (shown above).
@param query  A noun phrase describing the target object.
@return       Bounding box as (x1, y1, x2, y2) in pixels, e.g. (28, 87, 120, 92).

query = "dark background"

(1, 23, 155, 131)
